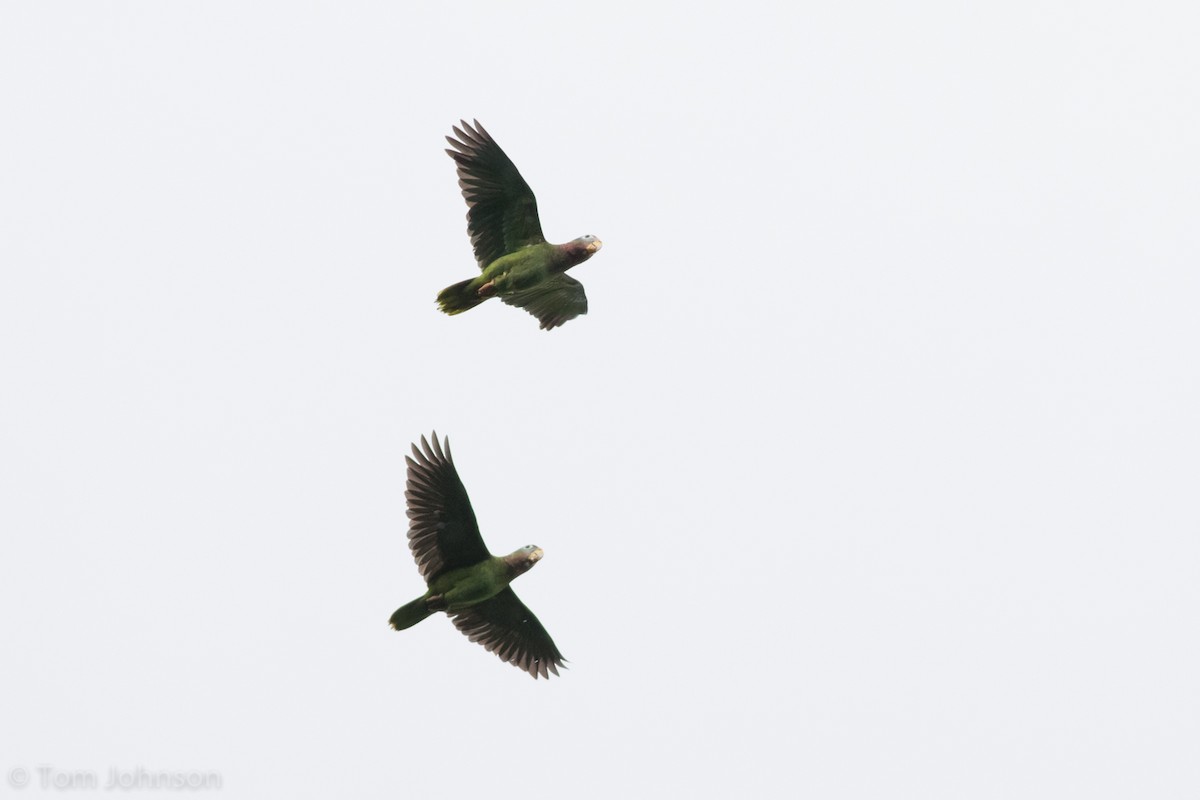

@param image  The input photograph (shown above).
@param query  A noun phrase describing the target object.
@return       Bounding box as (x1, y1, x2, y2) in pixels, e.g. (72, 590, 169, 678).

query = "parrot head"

(504, 545, 544, 577)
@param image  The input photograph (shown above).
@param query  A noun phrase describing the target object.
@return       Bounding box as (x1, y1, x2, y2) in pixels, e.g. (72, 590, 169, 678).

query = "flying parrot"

(389, 433, 566, 679)
(437, 120, 603, 330)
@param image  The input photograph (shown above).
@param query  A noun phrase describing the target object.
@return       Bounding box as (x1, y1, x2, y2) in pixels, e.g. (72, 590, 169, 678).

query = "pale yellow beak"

(586, 239, 603, 253)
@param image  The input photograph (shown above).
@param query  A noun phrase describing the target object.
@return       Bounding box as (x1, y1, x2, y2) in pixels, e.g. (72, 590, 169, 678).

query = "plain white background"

(2, 2, 1197, 797)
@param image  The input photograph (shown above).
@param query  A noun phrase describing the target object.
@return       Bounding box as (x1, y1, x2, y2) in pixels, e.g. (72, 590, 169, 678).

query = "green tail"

(390, 596, 434, 630)
(437, 278, 487, 316)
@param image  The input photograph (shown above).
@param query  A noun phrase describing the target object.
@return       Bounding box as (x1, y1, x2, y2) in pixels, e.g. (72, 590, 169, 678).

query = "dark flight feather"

(450, 588, 566, 679)
(404, 433, 491, 581)
(445, 119, 546, 271)
(502, 274, 589, 330)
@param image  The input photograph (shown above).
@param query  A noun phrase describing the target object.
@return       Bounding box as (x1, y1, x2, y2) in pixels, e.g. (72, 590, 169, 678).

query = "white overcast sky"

(2, 2, 1198, 798)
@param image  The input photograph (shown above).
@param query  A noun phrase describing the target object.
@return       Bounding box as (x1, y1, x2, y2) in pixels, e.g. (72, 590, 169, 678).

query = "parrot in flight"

(389, 433, 566, 679)
(437, 120, 603, 330)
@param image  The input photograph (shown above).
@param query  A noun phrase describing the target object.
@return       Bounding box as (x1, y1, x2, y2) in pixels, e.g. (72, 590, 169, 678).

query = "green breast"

(428, 557, 511, 609)
(483, 243, 555, 290)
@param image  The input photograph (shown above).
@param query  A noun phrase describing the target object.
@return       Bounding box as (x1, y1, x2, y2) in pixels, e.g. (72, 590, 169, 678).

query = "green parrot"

(437, 119, 603, 330)
(389, 433, 566, 679)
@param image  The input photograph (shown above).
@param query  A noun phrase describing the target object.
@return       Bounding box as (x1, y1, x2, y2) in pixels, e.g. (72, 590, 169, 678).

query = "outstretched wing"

(445, 120, 546, 270)
(450, 588, 566, 679)
(405, 433, 492, 582)
(501, 274, 588, 330)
